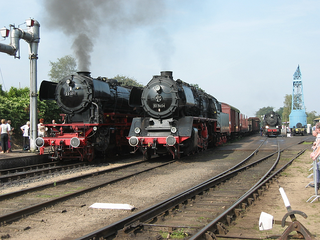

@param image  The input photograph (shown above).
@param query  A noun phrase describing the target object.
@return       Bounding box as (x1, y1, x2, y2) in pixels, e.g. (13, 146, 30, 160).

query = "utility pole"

(0, 19, 40, 152)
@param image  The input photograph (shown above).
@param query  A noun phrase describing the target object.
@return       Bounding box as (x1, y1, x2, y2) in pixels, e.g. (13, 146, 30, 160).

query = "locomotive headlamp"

(129, 136, 139, 147)
(166, 135, 176, 146)
(70, 137, 80, 148)
(93, 126, 98, 131)
(171, 126, 177, 134)
(66, 79, 73, 85)
(154, 85, 162, 93)
(134, 127, 141, 134)
(266, 126, 269, 129)
(35, 137, 44, 147)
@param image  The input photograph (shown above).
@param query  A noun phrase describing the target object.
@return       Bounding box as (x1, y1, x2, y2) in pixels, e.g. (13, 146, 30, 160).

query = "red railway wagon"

(221, 102, 240, 138)
(240, 113, 249, 133)
(248, 117, 261, 133)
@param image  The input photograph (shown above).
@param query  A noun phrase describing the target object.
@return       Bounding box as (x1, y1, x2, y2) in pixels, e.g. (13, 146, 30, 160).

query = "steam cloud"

(43, 0, 165, 71)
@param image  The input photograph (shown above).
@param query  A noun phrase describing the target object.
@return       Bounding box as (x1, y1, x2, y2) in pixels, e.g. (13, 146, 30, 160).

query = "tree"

(48, 55, 77, 82)
(0, 85, 61, 140)
(277, 107, 284, 120)
(307, 111, 320, 125)
(282, 94, 291, 123)
(190, 83, 204, 92)
(113, 75, 143, 87)
(255, 106, 275, 122)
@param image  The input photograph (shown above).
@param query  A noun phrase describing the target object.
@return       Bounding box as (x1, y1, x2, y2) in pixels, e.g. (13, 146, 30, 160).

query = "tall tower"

(289, 65, 307, 130)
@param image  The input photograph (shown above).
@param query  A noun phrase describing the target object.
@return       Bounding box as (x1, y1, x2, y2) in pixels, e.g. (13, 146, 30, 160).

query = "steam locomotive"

(127, 71, 260, 160)
(36, 72, 137, 161)
(262, 111, 282, 137)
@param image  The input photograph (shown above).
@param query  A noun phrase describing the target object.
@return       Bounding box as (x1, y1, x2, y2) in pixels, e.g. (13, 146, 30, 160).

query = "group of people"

(20, 118, 46, 151)
(0, 118, 48, 153)
(0, 119, 13, 153)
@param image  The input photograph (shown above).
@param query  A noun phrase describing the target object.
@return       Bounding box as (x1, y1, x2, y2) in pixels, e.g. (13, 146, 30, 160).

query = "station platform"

(0, 149, 50, 169)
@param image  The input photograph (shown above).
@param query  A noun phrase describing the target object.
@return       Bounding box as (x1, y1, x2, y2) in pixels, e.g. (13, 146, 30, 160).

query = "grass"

(159, 229, 190, 239)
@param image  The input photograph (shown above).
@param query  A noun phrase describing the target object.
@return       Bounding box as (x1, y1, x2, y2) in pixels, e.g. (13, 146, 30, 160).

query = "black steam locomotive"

(127, 71, 224, 160)
(262, 111, 282, 137)
(37, 72, 138, 161)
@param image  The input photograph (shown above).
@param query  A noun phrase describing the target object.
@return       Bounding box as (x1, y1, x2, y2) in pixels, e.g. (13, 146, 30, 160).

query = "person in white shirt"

(20, 121, 30, 151)
(0, 119, 9, 153)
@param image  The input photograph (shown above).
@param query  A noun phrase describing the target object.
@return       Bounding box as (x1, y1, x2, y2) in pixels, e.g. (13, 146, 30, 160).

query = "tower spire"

(291, 65, 305, 111)
(289, 65, 307, 134)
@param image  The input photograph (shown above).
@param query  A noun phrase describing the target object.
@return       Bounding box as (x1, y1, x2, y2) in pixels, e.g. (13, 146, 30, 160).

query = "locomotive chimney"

(77, 71, 91, 77)
(160, 71, 173, 79)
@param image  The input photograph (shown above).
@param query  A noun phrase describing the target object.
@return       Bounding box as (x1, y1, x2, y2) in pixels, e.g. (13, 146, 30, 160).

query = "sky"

(0, 0, 319, 117)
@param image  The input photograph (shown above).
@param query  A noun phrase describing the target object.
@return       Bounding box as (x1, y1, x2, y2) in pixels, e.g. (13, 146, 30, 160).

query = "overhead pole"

(0, 19, 40, 152)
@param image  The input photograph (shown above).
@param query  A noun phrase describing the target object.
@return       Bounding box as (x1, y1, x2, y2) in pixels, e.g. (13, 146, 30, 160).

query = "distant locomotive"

(262, 111, 282, 137)
(127, 71, 260, 160)
(36, 72, 137, 161)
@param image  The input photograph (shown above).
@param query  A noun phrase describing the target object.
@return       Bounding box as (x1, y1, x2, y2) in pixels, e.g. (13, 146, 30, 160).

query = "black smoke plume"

(43, 0, 165, 71)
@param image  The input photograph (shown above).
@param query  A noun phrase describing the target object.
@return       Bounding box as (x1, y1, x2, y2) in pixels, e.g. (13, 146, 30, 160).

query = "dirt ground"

(1, 138, 319, 239)
(226, 148, 320, 239)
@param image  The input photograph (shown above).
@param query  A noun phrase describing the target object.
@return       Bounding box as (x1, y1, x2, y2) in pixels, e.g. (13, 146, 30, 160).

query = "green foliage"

(37, 98, 61, 124)
(255, 106, 275, 122)
(49, 55, 77, 82)
(307, 111, 320, 125)
(256, 94, 320, 125)
(0, 84, 7, 97)
(282, 94, 291, 123)
(113, 75, 143, 87)
(113, 74, 143, 87)
(0, 85, 60, 132)
(190, 83, 204, 91)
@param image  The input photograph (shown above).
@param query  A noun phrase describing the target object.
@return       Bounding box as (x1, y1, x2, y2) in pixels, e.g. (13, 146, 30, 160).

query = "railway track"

(0, 159, 175, 225)
(0, 161, 88, 184)
(0, 136, 311, 239)
(75, 138, 309, 239)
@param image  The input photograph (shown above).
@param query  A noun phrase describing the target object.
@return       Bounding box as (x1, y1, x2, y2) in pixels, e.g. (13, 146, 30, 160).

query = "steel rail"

(76, 138, 309, 239)
(0, 162, 86, 183)
(0, 159, 145, 200)
(190, 147, 307, 239)
(75, 139, 286, 240)
(0, 160, 175, 224)
(0, 160, 58, 176)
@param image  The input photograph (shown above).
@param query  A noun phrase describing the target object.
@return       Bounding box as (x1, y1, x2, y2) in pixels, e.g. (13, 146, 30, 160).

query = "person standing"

(7, 120, 13, 152)
(38, 118, 45, 137)
(0, 119, 9, 153)
(21, 121, 30, 151)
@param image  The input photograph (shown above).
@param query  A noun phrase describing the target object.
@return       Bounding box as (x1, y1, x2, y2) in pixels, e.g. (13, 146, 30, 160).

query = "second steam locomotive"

(127, 71, 260, 160)
(262, 111, 282, 137)
(37, 72, 137, 161)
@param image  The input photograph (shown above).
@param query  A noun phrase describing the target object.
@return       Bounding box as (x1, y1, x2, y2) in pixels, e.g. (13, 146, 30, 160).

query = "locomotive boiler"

(37, 72, 137, 161)
(127, 71, 224, 160)
(262, 111, 282, 137)
(39, 71, 133, 123)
